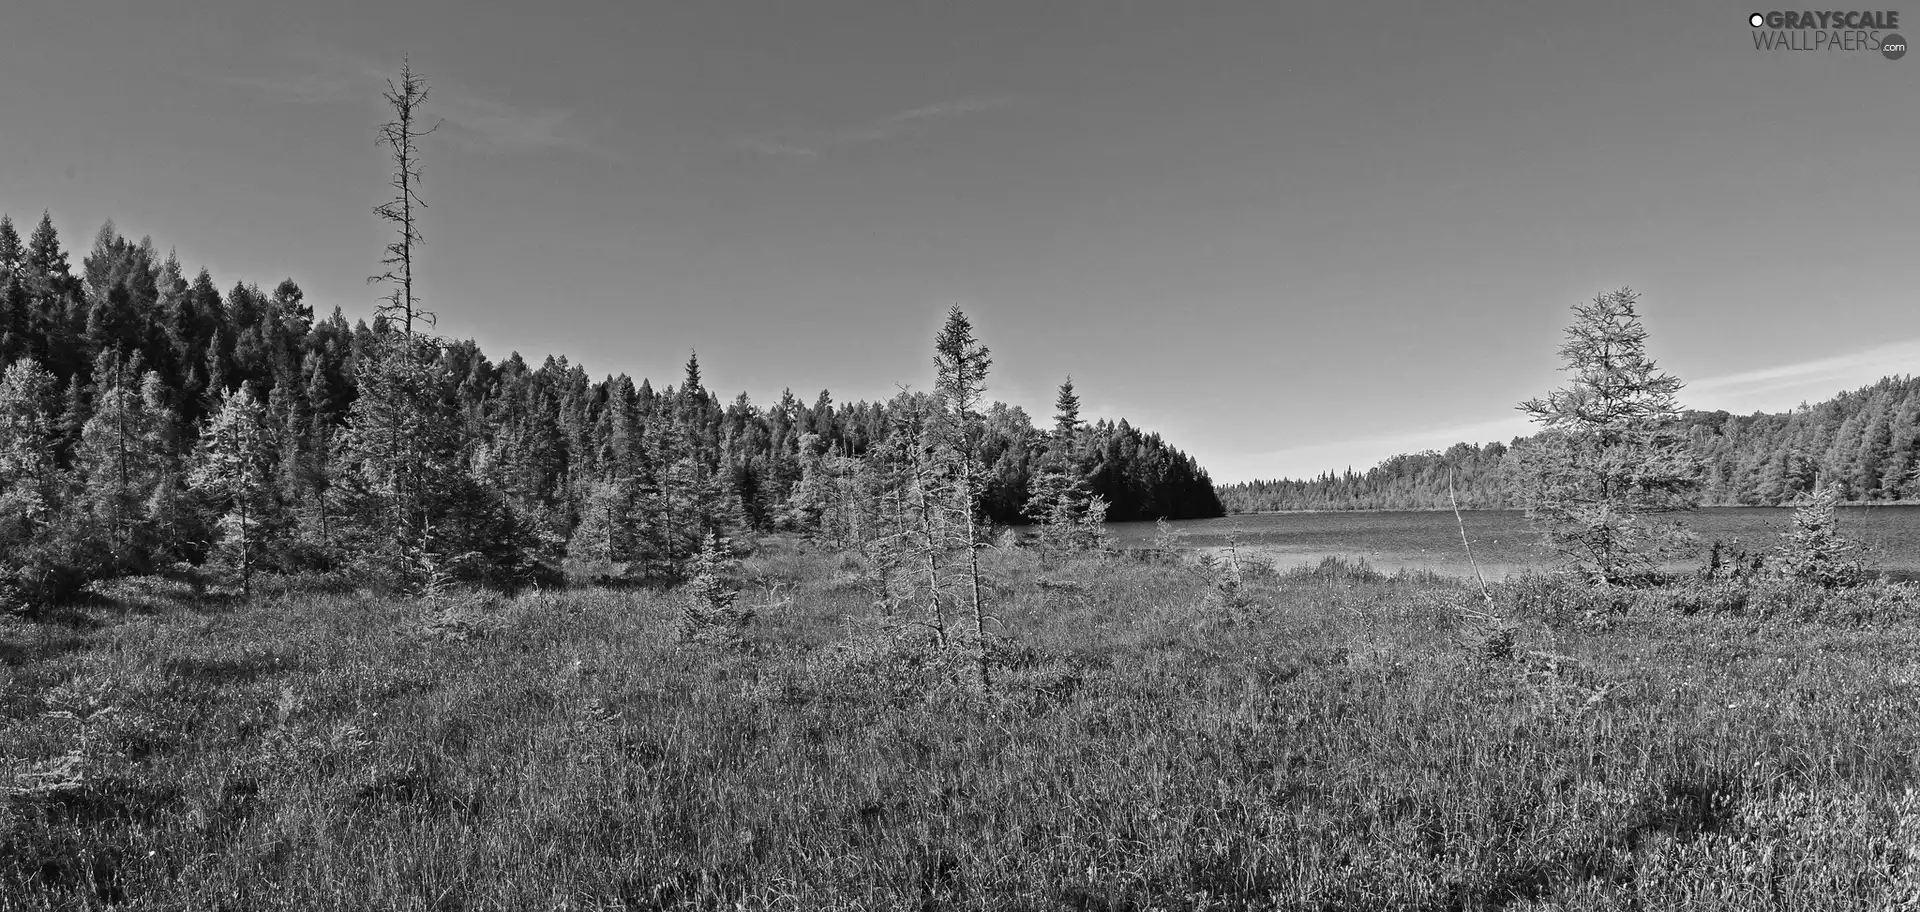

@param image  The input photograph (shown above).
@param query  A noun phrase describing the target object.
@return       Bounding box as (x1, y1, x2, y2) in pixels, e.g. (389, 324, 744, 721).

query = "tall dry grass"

(4, 541, 1920, 909)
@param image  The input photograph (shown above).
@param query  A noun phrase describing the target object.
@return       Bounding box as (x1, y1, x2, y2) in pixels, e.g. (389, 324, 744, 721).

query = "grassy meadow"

(6, 538, 1920, 910)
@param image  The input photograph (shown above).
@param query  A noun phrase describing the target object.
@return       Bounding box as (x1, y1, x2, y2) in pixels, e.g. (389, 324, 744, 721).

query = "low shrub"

(1284, 555, 1387, 585)
(2, 526, 114, 618)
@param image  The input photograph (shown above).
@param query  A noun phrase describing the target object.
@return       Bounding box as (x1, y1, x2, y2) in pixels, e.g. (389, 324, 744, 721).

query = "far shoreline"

(1205, 502, 1920, 517)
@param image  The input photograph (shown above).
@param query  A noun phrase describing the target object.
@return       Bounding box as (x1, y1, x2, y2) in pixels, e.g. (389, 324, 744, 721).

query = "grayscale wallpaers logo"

(1749, 10, 1906, 56)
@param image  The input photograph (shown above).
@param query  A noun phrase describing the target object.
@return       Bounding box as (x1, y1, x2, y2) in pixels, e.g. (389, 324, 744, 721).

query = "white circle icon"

(1749, 13, 1766, 27)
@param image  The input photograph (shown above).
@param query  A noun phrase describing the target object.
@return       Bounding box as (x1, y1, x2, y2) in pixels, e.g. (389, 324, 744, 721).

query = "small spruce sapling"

(681, 533, 752, 648)
(1769, 484, 1863, 588)
(1151, 517, 1188, 561)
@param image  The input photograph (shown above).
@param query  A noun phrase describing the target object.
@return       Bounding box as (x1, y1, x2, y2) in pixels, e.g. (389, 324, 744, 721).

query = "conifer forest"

(0, 202, 1220, 611)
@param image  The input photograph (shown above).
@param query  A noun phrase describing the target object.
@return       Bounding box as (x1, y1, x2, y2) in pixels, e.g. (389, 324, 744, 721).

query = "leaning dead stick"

(1449, 467, 1498, 616)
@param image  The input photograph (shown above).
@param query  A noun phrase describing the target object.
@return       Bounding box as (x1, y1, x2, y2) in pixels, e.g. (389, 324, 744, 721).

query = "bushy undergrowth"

(5, 540, 1920, 909)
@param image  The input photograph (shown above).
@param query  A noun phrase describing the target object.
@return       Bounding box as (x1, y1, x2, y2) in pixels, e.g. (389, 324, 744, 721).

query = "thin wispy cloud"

(216, 41, 618, 159)
(739, 96, 1018, 158)
(1687, 337, 1920, 412)
(429, 93, 615, 159)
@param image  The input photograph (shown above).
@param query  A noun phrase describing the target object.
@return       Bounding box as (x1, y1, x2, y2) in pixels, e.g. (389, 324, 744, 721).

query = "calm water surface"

(1111, 507, 1920, 580)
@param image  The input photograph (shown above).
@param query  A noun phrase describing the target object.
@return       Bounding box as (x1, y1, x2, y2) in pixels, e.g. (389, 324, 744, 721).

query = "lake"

(1110, 507, 1920, 580)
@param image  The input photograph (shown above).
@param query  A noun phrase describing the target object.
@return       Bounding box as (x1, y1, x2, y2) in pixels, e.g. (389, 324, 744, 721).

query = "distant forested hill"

(1217, 443, 1516, 513)
(1218, 375, 1920, 512)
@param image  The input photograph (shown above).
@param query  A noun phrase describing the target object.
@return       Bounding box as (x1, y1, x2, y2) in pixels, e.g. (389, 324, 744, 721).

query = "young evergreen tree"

(73, 352, 176, 572)
(56, 375, 88, 468)
(1770, 484, 1863, 588)
(1052, 375, 1082, 450)
(0, 358, 100, 613)
(268, 379, 331, 567)
(932, 306, 995, 693)
(21, 213, 82, 378)
(136, 371, 194, 570)
(0, 272, 29, 363)
(1513, 289, 1702, 584)
(867, 389, 951, 639)
(333, 334, 472, 583)
(784, 432, 835, 534)
(473, 366, 568, 561)
(680, 532, 751, 648)
(0, 217, 27, 360)
(25, 212, 69, 288)
(1024, 375, 1111, 555)
(190, 382, 280, 597)
(1024, 466, 1111, 556)
(0, 215, 22, 277)
(0, 359, 63, 536)
(565, 475, 646, 579)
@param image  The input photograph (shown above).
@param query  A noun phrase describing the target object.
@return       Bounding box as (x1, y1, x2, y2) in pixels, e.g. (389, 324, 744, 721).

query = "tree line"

(0, 207, 1220, 610)
(1217, 377, 1920, 514)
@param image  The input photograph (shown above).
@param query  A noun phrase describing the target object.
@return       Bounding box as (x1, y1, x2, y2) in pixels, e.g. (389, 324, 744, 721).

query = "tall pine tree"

(1514, 289, 1702, 584)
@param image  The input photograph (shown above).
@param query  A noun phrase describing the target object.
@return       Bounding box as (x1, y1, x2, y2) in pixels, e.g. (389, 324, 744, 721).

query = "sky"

(1, 0, 1915, 482)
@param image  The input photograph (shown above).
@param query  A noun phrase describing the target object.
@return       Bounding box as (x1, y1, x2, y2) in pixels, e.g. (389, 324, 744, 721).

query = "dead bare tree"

(361, 58, 448, 583)
(369, 59, 441, 338)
